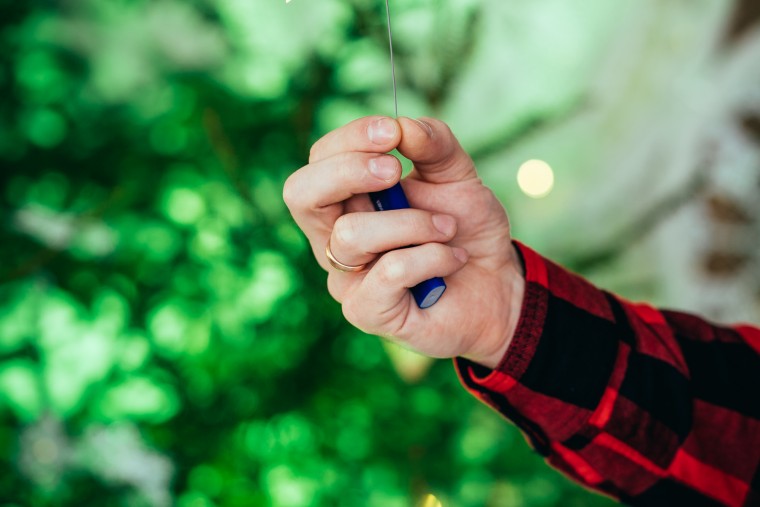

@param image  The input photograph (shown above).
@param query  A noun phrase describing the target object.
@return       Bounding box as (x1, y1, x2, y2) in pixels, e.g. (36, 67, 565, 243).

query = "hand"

(283, 116, 525, 369)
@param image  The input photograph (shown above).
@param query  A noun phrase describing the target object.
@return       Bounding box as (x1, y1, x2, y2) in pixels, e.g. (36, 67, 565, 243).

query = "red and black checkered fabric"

(455, 242, 760, 506)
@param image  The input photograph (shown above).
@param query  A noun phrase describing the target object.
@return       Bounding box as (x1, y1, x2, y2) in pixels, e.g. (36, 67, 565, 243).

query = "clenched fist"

(283, 116, 525, 369)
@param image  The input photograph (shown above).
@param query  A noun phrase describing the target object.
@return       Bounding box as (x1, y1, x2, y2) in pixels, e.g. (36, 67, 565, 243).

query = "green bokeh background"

(2, 0, 757, 506)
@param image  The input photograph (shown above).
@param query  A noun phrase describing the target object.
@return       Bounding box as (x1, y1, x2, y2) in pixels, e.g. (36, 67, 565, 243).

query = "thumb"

(396, 117, 478, 184)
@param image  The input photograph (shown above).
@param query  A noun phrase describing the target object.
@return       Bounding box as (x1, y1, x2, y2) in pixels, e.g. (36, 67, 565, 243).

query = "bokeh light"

(517, 159, 555, 199)
(420, 493, 443, 507)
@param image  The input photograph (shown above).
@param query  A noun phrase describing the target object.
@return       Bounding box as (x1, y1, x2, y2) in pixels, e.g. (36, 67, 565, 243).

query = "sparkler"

(370, 0, 447, 309)
(288, 0, 447, 309)
(384, 0, 399, 118)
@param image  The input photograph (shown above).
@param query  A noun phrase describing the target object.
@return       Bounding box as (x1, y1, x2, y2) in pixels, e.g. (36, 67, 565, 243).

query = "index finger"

(309, 116, 402, 164)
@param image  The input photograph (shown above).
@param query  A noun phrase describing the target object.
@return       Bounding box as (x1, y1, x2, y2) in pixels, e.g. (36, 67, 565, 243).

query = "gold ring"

(325, 239, 367, 273)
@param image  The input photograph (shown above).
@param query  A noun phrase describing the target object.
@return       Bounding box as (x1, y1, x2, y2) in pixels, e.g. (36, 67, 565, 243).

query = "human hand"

(283, 116, 525, 369)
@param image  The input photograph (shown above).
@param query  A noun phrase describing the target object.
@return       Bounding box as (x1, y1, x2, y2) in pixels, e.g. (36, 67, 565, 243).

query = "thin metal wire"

(383, 0, 399, 118)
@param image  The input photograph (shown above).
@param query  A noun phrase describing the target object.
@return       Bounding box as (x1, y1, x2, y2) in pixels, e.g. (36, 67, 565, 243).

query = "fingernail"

(369, 156, 397, 181)
(413, 118, 434, 137)
(368, 118, 397, 144)
(432, 214, 456, 237)
(452, 247, 469, 263)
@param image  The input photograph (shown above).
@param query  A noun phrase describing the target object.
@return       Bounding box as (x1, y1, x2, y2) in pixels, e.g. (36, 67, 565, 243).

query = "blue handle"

(369, 182, 447, 309)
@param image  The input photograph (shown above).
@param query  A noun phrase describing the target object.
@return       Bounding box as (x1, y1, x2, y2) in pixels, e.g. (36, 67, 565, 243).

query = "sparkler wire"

(384, 0, 399, 118)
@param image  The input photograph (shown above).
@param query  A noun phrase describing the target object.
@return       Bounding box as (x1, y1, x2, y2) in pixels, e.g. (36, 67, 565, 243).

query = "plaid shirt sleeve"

(454, 242, 760, 506)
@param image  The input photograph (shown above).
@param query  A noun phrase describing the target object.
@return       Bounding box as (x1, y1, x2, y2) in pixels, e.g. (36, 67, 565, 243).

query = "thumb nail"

(413, 118, 434, 137)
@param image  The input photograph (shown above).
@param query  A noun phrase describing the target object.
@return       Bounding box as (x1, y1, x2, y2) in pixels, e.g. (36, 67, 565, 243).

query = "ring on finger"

(325, 238, 367, 273)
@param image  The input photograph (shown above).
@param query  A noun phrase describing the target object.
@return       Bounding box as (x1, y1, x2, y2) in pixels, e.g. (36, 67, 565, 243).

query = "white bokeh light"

(517, 159, 555, 198)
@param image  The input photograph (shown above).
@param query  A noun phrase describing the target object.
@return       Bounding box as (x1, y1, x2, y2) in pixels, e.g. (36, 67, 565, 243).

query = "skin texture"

(283, 116, 525, 369)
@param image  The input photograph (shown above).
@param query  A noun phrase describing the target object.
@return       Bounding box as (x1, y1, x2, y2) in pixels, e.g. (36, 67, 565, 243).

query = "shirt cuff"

(454, 241, 549, 392)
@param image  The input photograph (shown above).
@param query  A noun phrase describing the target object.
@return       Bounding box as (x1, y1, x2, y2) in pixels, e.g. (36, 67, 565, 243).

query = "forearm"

(456, 242, 760, 506)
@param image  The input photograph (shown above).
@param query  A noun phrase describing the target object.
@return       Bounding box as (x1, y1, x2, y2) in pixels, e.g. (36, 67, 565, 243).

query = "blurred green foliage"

(0, 0, 618, 505)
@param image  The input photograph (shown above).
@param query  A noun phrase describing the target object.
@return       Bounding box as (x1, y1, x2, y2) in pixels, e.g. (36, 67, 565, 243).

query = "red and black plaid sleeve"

(454, 242, 760, 506)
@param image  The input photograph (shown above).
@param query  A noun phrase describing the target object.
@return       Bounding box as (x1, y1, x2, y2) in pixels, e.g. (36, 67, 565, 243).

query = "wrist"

(464, 242, 526, 370)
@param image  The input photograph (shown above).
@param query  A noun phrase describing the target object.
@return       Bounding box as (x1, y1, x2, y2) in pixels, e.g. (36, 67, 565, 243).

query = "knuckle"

(282, 174, 300, 208)
(308, 143, 322, 164)
(332, 214, 360, 249)
(376, 254, 406, 285)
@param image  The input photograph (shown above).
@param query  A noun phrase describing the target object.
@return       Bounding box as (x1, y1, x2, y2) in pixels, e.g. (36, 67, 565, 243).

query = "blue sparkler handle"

(369, 182, 447, 309)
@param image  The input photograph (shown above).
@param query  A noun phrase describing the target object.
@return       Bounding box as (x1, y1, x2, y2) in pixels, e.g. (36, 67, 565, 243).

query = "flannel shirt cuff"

(454, 240, 547, 391)
(453, 240, 619, 451)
